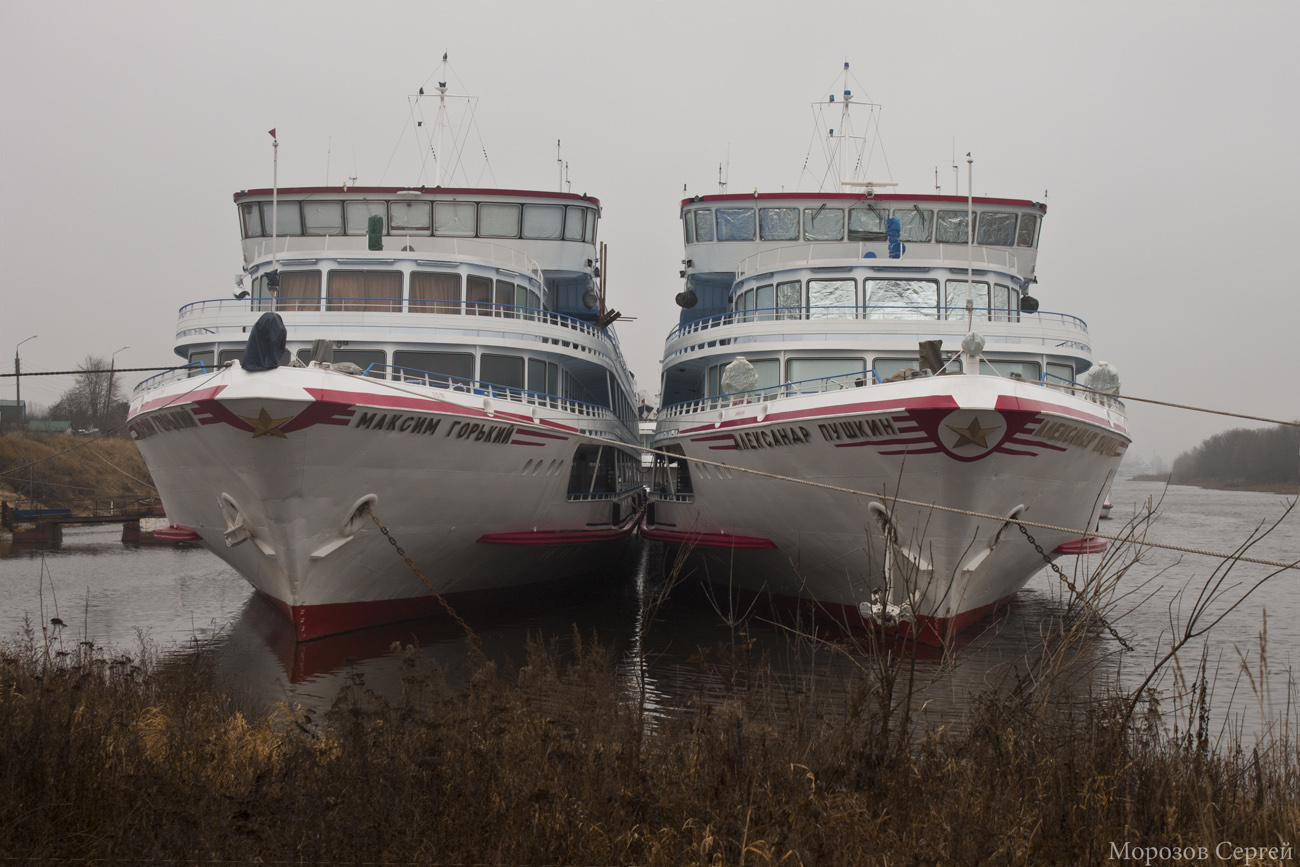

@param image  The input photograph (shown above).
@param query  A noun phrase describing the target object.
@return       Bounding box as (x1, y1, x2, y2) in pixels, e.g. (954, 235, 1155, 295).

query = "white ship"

(128, 66, 642, 640)
(644, 66, 1129, 644)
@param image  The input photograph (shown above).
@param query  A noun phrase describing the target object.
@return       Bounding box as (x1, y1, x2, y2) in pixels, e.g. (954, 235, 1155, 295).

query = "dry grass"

(2, 616, 1297, 866)
(0, 431, 155, 510)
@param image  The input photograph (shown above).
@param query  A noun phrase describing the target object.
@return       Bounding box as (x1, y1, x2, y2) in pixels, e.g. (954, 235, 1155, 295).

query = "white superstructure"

(129, 181, 642, 640)
(645, 70, 1128, 644)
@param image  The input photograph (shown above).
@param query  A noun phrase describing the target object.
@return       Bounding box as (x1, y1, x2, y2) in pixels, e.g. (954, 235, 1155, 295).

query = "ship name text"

(1032, 420, 1126, 456)
(732, 426, 812, 450)
(817, 417, 899, 442)
(352, 412, 517, 445)
(130, 409, 198, 441)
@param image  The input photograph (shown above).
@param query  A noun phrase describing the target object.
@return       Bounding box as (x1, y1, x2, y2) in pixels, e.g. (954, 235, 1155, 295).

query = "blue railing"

(661, 366, 1128, 419)
(665, 305, 1089, 343)
(367, 363, 617, 420)
(132, 363, 209, 396)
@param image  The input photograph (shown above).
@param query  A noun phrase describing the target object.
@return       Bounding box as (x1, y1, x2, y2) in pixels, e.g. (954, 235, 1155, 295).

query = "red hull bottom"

(701, 582, 1019, 649)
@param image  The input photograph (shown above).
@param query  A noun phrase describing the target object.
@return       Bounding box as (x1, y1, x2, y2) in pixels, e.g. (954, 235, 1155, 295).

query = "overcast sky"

(2, 1, 1296, 463)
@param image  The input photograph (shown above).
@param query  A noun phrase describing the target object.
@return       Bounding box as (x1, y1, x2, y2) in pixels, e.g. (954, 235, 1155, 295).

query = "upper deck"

(235, 186, 601, 276)
(679, 192, 1046, 282)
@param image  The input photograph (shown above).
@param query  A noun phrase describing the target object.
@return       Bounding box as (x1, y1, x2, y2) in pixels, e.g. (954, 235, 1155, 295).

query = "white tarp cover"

(478, 203, 521, 238)
(346, 201, 386, 234)
(977, 212, 1017, 246)
(303, 201, 344, 235)
(894, 208, 933, 242)
(864, 280, 938, 320)
(759, 208, 800, 240)
(434, 202, 476, 237)
(1086, 362, 1121, 394)
(936, 210, 971, 243)
(721, 357, 759, 394)
(522, 204, 564, 240)
(390, 201, 432, 232)
(716, 208, 757, 241)
(808, 279, 855, 318)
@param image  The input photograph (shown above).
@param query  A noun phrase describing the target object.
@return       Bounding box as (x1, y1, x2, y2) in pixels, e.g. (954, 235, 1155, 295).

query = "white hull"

(647, 374, 1128, 642)
(129, 365, 639, 639)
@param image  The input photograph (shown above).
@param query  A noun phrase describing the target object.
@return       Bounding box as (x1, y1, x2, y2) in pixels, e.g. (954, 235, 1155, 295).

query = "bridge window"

(894, 207, 933, 242)
(936, 210, 972, 243)
(392, 350, 473, 385)
(410, 272, 461, 314)
(977, 212, 1017, 246)
(692, 209, 714, 243)
(760, 207, 800, 241)
(808, 279, 855, 318)
(776, 280, 802, 319)
(683, 211, 694, 244)
(495, 280, 516, 317)
(434, 202, 476, 237)
(479, 203, 521, 238)
(240, 203, 262, 237)
(303, 202, 344, 236)
(1046, 362, 1074, 384)
(716, 208, 757, 241)
(481, 354, 524, 389)
(260, 201, 302, 236)
(295, 348, 386, 376)
(277, 270, 322, 312)
(863, 279, 938, 319)
(346, 202, 386, 235)
(992, 284, 1011, 322)
(467, 275, 493, 315)
(390, 200, 433, 234)
(980, 359, 1040, 380)
(944, 280, 990, 321)
(327, 270, 402, 312)
(188, 350, 214, 375)
(565, 206, 586, 241)
(523, 204, 565, 240)
(1017, 213, 1038, 247)
(585, 210, 596, 243)
(848, 207, 889, 240)
(787, 357, 867, 390)
(803, 207, 844, 241)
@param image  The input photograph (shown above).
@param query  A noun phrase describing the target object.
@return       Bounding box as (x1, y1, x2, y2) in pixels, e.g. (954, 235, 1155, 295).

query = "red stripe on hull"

(478, 510, 641, 545)
(639, 519, 777, 550)
(1053, 536, 1109, 555)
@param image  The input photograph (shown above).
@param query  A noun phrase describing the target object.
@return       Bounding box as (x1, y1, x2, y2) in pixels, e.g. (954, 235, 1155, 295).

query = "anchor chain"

(1016, 522, 1134, 652)
(364, 504, 482, 656)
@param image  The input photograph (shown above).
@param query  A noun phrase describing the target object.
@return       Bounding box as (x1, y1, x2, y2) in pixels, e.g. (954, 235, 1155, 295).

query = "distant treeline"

(1169, 423, 1299, 490)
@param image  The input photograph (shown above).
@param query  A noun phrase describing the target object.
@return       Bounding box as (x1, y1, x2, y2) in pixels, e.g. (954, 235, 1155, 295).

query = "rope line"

(1045, 380, 1299, 428)
(353, 370, 1300, 572)
(0, 366, 197, 377)
(0, 370, 223, 482)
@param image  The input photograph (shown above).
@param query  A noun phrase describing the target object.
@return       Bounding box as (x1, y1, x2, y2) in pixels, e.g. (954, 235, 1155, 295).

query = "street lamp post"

(105, 345, 130, 429)
(14, 335, 37, 429)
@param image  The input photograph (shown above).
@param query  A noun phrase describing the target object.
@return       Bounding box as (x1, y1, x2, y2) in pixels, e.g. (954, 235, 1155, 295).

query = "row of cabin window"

(240, 200, 597, 243)
(702, 357, 1075, 397)
(730, 278, 1023, 321)
(249, 270, 543, 313)
(685, 206, 1038, 248)
(190, 347, 592, 401)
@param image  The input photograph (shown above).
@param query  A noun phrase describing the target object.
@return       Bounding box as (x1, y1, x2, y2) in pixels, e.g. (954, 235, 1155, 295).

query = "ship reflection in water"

(2, 478, 1296, 737)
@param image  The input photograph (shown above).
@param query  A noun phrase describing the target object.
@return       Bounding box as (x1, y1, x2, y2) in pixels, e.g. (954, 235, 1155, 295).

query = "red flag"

(268, 128, 277, 139)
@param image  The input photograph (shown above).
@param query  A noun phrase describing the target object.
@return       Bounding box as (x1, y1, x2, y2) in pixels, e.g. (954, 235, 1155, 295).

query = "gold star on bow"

(237, 407, 294, 439)
(946, 416, 1000, 449)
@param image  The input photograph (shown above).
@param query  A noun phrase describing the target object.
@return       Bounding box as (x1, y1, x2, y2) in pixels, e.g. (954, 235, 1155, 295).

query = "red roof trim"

(234, 186, 599, 206)
(680, 192, 1044, 211)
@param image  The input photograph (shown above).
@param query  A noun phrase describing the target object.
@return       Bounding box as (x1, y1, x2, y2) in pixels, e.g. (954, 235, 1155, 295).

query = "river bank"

(3, 612, 1296, 866)
(0, 432, 155, 510)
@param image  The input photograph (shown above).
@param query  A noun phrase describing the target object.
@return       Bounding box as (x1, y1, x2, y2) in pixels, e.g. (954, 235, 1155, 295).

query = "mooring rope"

(1043, 380, 1299, 428)
(357, 371, 1299, 572)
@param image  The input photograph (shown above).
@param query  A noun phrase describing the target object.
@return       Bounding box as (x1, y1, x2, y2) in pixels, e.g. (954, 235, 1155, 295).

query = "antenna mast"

(434, 53, 450, 187)
(556, 140, 562, 192)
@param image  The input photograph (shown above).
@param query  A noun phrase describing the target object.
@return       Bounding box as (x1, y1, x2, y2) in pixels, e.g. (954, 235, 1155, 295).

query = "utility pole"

(14, 335, 37, 429)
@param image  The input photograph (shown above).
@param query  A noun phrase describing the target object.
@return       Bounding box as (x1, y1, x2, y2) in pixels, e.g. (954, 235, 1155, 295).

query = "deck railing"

(660, 367, 1125, 419)
(666, 305, 1089, 343)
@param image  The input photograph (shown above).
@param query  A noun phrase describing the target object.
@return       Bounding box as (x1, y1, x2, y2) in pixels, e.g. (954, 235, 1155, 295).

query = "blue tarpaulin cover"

(887, 217, 905, 259)
(243, 312, 287, 372)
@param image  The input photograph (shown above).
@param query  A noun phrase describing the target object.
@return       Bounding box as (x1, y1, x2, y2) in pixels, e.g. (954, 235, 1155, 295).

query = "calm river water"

(3, 479, 1296, 737)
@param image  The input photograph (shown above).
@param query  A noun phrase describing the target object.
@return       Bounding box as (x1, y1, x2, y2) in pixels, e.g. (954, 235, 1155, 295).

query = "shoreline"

(1126, 474, 1297, 495)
